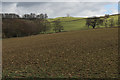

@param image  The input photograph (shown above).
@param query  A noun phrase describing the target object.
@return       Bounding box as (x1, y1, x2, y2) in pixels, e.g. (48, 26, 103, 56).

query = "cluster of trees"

(23, 13, 48, 19)
(53, 19, 64, 32)
(1, 13, 48, 19)
(2, 19, 51, 38)
(104, 14, 116, 27)
(2, 13, 64, 38)
(86, 14, 117, 28)
(2, 13, 51, 38)
(86, 17, 104, 28)
(2, 13, 20, 18)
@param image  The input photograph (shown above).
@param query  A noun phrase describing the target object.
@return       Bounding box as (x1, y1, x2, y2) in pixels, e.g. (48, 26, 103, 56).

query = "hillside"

(48, 14, 119, 32)
(3, 27, 118, 78)
(2, 14, 119, 36)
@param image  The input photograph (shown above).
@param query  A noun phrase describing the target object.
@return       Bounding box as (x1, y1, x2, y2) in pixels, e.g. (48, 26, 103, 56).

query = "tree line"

(2, 13, 64, 38)
(1, 13, 48, 19)
(86, 14, 117, 29)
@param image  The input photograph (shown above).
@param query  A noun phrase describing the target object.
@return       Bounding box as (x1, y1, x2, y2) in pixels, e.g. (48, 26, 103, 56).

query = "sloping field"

(2, 28, 118, 78)
(48, 17, 83, 22)
(48, 14, 118, 32)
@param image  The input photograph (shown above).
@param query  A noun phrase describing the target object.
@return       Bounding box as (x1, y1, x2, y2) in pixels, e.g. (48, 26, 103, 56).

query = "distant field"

(48, 17, 87, 32)
(3, 27, 118, 78)
(48, 14, 118, 33)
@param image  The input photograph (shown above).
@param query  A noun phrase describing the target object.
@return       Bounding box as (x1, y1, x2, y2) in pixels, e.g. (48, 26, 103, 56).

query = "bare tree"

(44, 13, 48, 19)
(53, 19, 64, 32)
(67, 14, 70, 17)
(110, 18, 114, 27)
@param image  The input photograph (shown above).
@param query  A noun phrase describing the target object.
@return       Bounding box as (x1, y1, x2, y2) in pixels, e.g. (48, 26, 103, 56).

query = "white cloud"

(2, 0, 119, 2)
(2, 2, 118, 18)
(2, 2, 18, 13)
(0, 2, 2, 13)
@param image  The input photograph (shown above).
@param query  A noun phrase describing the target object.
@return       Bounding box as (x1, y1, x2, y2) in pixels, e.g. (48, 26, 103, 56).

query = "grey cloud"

(2, 0, 119, 2)
(16, 2, 47, 7)
(2, 2, 118, 18)
(0, 2, 2, 12)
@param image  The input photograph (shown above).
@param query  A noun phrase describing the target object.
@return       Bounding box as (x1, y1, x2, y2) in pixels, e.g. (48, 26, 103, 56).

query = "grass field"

(48, 14, 118, 33)
(2, 27, 118, 78)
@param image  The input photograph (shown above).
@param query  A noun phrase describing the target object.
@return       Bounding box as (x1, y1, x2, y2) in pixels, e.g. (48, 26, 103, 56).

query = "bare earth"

(3, 28, 118, 78)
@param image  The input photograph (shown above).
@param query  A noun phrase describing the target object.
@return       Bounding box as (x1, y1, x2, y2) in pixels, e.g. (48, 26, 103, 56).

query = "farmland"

(48, 14, 118, 32)
(2, 27, 118, 78)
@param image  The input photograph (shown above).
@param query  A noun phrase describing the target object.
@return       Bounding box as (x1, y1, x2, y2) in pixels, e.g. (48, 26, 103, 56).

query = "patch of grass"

(48, 14, 118, 33)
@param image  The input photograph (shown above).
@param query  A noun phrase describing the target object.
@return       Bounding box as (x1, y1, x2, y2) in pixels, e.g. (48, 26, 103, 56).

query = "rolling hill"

(48, 14, 119, 33)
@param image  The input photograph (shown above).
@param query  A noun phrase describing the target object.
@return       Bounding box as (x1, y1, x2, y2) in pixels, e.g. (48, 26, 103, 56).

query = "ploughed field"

(3, 28, 118, 78)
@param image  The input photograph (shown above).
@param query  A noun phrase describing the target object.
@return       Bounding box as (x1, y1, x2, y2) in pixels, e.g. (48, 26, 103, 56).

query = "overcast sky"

(1, 1, 118, 18)
(1, 0, 119, 2)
